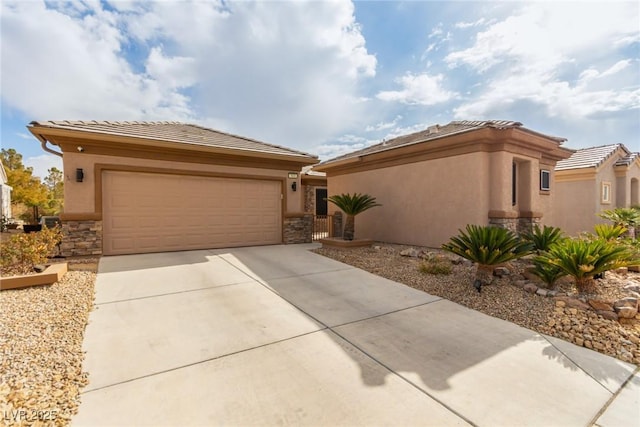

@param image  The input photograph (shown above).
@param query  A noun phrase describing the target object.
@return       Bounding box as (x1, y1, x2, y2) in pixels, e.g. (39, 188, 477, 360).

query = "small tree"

(442, 225, 533, 292)
(326, 193, 381, 241)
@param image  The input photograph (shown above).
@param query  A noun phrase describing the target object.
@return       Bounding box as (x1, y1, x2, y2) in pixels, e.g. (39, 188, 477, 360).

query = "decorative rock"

(614, 267, 628, 275)
(400, 248, 421, 258)
(33, 264, 47, 273)
(523, 283, 538, 293)
(493, 267, 511, 277)
(555, 300, 566, 308)
(614, 297, 639, 310)
(588, 300, 614, 312)
(616, 307, 638, 319)
(597, 310, 619, 321)
(513, 280, 527, 288)
(624, 284, 640, 294)
(536, 288, 548, 297)
(628, 265, 640, 273)
(522, 269, 544, 285)
(556, 297, 591, 311)
(547, 290, 558, 297)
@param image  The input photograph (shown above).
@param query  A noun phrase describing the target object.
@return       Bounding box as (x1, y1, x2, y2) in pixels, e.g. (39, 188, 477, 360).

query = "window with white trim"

(540, 170, 550, 191)
(601, 182, 611, 204)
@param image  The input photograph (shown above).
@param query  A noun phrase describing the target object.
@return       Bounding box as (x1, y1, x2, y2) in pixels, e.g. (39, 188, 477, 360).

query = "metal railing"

(312, 215, 333, 241)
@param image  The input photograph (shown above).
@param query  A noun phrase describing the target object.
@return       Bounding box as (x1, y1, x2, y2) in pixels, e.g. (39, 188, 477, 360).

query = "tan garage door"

(103, 171, 282, 255)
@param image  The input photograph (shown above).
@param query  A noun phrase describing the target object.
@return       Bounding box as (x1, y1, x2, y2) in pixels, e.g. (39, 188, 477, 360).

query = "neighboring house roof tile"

(555, 144, 631, 171)
(320, 120, 566, 164)
(28, 120, 317, 160)
(615, 151, 640, 167)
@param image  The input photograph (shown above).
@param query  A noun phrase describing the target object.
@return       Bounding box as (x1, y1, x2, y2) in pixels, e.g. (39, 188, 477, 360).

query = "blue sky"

(2, 0, 639, 179)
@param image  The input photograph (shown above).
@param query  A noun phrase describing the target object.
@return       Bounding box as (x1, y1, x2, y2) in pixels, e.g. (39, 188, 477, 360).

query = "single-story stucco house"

(0, 162, 12, 220)
(315, 120, 574, 248)
(28, 121, 318, 256)
(552, 143, 640, 236)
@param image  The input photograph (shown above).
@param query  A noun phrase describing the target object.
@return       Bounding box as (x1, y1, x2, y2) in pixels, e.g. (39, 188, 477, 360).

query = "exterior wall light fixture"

(76, 168, 84, 182)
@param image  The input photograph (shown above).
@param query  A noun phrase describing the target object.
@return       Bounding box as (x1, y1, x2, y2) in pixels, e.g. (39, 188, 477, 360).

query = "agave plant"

(535, 238, 640, 294)
(326, 193, 381, 241)
(522, 224, 564, 253)
(442, 225, 533, 291)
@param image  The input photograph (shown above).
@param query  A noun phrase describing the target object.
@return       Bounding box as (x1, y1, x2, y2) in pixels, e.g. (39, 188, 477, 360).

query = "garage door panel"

(103, 171, 282, 255)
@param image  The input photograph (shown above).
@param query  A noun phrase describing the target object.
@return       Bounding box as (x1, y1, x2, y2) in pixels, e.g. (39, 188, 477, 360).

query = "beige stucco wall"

(62, 152, 303, 215)
(327, 152, 491, 247)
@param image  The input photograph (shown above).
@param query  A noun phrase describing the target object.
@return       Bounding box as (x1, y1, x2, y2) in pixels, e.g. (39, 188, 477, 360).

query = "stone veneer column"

(283, 214, 313, 244)
(60, 220, 103, 256)
(331, 211, 343, 238)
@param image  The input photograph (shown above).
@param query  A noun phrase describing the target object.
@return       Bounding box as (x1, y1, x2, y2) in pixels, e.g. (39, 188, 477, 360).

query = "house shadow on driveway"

(221, 244, 636, 426)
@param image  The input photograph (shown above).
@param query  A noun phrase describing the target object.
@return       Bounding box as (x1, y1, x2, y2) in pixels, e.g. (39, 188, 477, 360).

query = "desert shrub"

(418, 260, 452, 275)
(442, 225, 533, 291)
(522, 225, 564, 253)
(535, 237, 639, 294)
(593, 224, 627, 241)
(0, 227, 62, 275)
(598, 208, 639, 239)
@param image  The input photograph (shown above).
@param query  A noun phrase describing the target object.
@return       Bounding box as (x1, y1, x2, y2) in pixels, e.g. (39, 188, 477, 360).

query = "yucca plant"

(593, 224, 627, 241)
(326, 193, 381, 241)
(522, 224, 564, 253)
(535, 238, 640, 294)
(442, 225, 533, 291)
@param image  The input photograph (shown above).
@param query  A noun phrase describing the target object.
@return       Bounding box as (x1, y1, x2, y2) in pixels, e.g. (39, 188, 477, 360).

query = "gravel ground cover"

(0, 269, 96, 426)
(314, 243, 640, 366)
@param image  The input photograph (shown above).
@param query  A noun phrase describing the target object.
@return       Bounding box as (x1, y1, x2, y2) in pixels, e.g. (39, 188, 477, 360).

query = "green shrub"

(418, 260, 452, 275)
(529, 259, 567, 289)
(535, 237, 640, 293)
(326, 193, 381, 241)
(442, 225, 532, 290)
(593, 224, 627, 241)
(0, 227, 62, 275)
(522, 224, 564, 253)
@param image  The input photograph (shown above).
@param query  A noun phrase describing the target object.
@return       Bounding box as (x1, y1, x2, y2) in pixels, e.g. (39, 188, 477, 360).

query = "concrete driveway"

(75, 244, 638, 426)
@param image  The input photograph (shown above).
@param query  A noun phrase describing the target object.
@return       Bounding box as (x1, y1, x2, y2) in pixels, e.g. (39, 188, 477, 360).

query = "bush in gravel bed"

(535, 237, 640, 294)
(418, 259, 452, 275)
(0, 227, 62, 275)
(522, 224, 564, 253)
(442, 225, 533, 292)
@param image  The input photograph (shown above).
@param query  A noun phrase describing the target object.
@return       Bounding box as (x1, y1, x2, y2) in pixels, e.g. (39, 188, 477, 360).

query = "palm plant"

(598, 208, 640, 239)
(529, 259, 566, 289)
(442, 225, 533, 291)
(326, 193, 381, 241)
(593, 224, 627, 241)
(535, 238, 640, 294)
(521, 224, 564, 253)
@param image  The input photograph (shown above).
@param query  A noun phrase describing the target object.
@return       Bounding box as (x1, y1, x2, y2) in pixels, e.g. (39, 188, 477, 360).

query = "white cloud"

(447, 2, 639, 122)
(365, 116, 403, 132)
(23, 154, 63, 180)
(1, 0, 377, 149)
(376, 73, 457, 105)
(454, 18, 486, 29)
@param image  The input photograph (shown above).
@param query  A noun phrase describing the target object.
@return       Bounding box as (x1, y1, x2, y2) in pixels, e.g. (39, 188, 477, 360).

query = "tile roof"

(28, 120, 317, 160)
(555, 144, 629, 171)
(320, 120, 566, 164)
(615, 151, 640, 167)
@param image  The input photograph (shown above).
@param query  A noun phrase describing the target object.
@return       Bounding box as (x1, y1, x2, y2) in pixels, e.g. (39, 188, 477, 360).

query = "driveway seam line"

(328, 298, 444, 328)
(81, 328, 328, 395)
(93, 281, 256, 306)
(587, 366, 640, 426)
(540, 333, 627, 394)
(326, 327, 477, 427)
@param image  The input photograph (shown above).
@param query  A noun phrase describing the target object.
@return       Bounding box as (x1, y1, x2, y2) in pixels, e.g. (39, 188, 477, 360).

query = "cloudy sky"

(2, 0, 639, 179)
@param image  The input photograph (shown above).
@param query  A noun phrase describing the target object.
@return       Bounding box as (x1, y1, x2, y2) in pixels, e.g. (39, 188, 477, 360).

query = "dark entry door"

(315, 188, 328, 215)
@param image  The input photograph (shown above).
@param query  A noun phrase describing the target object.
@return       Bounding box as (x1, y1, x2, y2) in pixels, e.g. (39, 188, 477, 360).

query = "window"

(601, 182, 611, 204)
(540, 170, 550, 191)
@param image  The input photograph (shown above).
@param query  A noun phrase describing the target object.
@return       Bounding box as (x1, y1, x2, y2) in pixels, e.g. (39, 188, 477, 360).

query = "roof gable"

(28, 120, 317, 161)
(319, 120, 567, 166)
(555, 144, 630, 171)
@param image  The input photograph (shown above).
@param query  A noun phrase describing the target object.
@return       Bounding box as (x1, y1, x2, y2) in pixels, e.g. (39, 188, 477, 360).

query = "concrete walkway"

(75, 244, 638, 426)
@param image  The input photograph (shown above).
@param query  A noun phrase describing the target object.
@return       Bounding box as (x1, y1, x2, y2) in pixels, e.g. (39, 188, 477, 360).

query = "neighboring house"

(552, 144, 640, 236)
(0, 162, 12, 220)
(315, 120, 573, 248)
(301, 166, 328, 215)
(28, 121, 318, 256)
